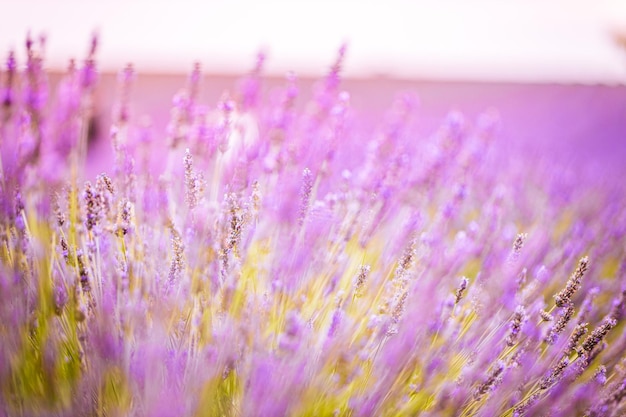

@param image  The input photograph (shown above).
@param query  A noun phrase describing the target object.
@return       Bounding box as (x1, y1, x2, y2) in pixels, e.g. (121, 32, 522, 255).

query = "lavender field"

(1, 37, 626, 417)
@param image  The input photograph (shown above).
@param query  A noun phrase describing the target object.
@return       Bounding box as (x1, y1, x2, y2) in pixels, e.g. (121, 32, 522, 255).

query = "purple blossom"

(0, 35, 625, 417)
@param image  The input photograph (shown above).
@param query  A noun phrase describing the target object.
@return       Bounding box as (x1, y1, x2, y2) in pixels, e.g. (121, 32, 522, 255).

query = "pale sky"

(1, 0, 626, 83)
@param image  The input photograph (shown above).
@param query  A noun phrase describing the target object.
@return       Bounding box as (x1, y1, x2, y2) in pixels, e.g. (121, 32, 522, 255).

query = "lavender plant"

(1, 35, 626, 417)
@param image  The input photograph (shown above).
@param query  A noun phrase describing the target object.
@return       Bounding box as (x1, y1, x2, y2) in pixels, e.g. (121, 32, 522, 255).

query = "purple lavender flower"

(0, 35, 625, 417)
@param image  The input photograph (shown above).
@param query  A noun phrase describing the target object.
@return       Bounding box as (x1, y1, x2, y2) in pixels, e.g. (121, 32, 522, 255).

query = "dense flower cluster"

(1, 36, 626, 417)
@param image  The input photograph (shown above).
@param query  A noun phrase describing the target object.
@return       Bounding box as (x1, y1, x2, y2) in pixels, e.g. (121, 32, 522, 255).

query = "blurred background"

(2, 0, 626, 172)
(2, 0, 626, 82)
